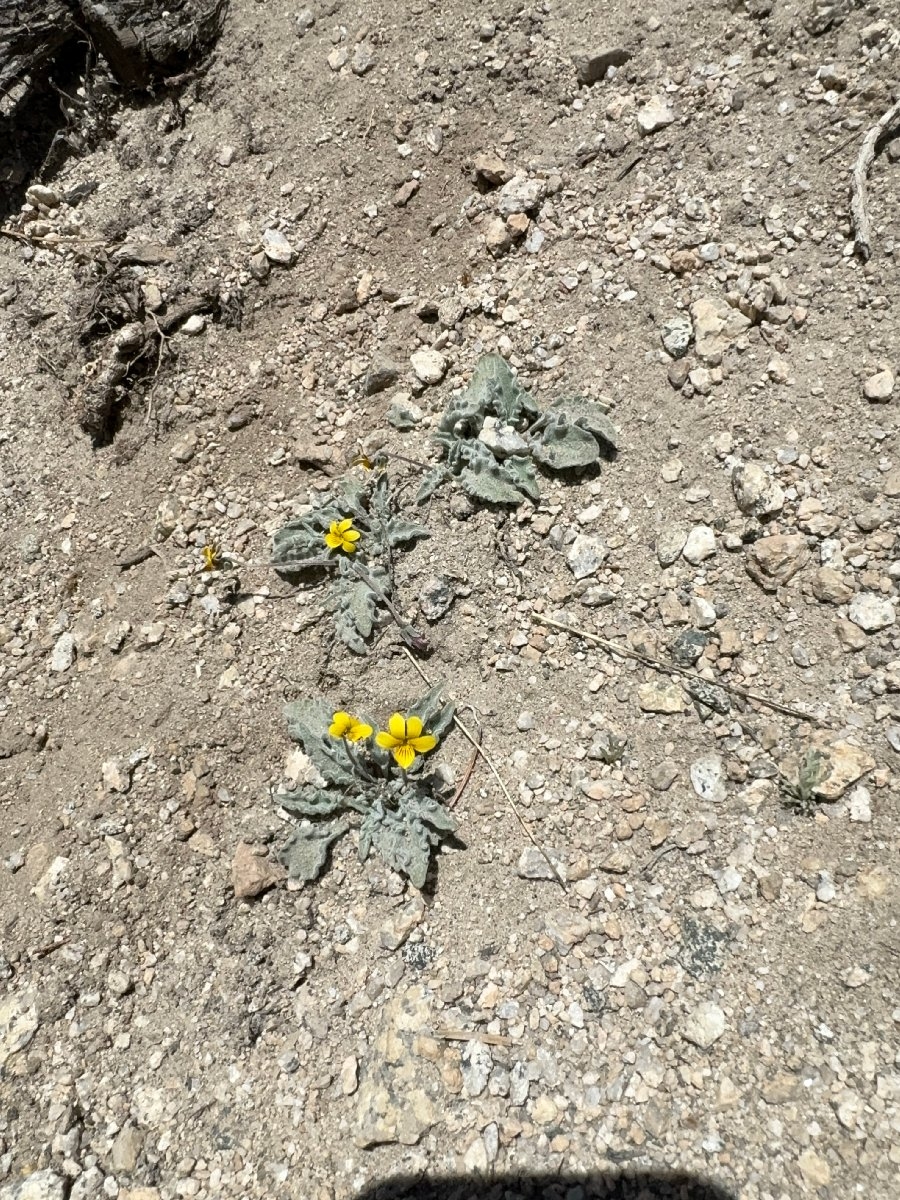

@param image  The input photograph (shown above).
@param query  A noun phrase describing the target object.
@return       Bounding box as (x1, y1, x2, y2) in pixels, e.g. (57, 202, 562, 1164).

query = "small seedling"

(273, 685, 457, 888)
(271, 472, 430, 654)
(780, 746, 826, 815)
(417, 353, 618, 506)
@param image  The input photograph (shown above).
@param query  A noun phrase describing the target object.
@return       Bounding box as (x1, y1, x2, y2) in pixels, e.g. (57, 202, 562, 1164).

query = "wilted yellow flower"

(324, 517, 361, 554)
(201, 543, 221, 571)
(376, 713, 438, 770)
(328, 711, 373, 742)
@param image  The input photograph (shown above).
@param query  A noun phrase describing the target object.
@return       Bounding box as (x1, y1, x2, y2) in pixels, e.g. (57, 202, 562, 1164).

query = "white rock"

(660, 314, 692, 359)
(637, 96, 675, 134)
(682, 525, 717, 565)
(0, 989, 39, 1073)
(0, 1172, 66, 1200)
(848, 786, 872, 824)
(682, 1001, 726, 1049)
(262, 228, 294, 264)
(497, 175, 545, 216)
(690, 596, 717, 629)
(731, 462, 785, 517)
(49, 632, 75, 673)
(566, 534, 608, 579)
(410, 348, 448, 385)
(181, 314, 206, 335)
(863, 368, 894, 401)
(848, 592, 895, 632)
(690, 753, 726, 803)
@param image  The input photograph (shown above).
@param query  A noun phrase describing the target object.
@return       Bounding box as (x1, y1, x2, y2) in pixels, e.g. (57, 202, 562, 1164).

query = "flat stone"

(26, 184, 61, 208)
(690, 296, 752, 365)
(690, 754, 726, 803)
(812, 567, 854, 605)
(573, 47, 631, 85)
(746, 533, 809, 592)
(231, 842, 286, 898)
(848, 592, 895, 632)
(379, 896, 425, 951)
(731, 462, 784, 517)
(796, 737, 876, 801)
(418, 575, 454, 621)
(49, 631, 75, 673)
(354, 987, 439, 1147)
(0, 989, 38, 1075)
(460, 1040, 493, 1098)
(410, 348, 447, 385)
(497, 175, 545, 217)
(656, 524, 688, 566)
(111, 1123, 143, 1173)
(543, 908, 591, 952)
(472, 152, 513, 188)
(682, 525, 716, 565)
(387, 398, 423, 430)
(798, 1150, 831, 1188)
(262, 228, 294, 264)
(681, 1001, 726, 1050)
(566, 534, 608, 579)
(848, 785, 872, 823)
(517, 846, 567, 881)
(363, 358, 401, 395)
(478, 416, 529, 458)
(638, 681, 687, 714)
(863, 368, 894, 401)
(637, 96, 675, 135)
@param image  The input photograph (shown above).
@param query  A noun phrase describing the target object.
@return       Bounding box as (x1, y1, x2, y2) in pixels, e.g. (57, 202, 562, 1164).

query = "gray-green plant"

(271, 473, 429, 654)
(780, 746, 826, 815)
(273, 686, 457, 888)
(417, 353, 618, 506)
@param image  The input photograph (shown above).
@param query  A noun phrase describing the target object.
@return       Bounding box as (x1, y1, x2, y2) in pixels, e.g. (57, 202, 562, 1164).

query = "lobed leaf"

(531, 421, 600, 471)
(278, 819, 350, 882)
(284, 700, 354, 785)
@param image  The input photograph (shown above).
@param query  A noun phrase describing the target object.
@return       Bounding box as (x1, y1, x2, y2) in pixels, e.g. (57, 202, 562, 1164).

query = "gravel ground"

(1, 2, 899, 1199)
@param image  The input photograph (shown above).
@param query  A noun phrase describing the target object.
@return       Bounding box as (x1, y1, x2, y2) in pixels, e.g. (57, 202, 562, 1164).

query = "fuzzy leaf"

(284, 700, 354, 785)
(472, 354, 540, 425)
(416, 466, 450, 505)
(531, 421, 600, 471)
(276, 787, 350, 819)
(543, 396, 618, 452)
(408, 683, 456, 741)
(334, 606, 370, 655)
(278, 819, 349, 882)
(385, 517, 431, 547)
(500, 455, 541, 502)
(401, 790, 457, 834)
(362, 804, 433, 888)
(347, 581, 379, 639)
(460, 463, 528, 505)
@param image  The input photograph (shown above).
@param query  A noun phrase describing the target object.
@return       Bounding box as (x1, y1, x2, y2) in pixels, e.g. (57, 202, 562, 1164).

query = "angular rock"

(517, 846, 567, 881)
(231, 842, 286, 898)
(848, 593, 895, 633)
(638, 681, 687, 714)
(363, 358, 401, 395)
(682, 1001, 726, 1050)
(472, 152, 513, 189)
(262, 228, 294, 264)
(690, 754, 726, 803)
(660, 314, 693, 359)
(418, 575, 455, 622)
(656, 524, 688, 567)
(49, 632, 75, 673)
(802, 737, 875, 801)
(566, 534, 608, 580)
(731, 462, 784, 518)
(690, 296, 752, 365)
(863, 368, 894, 401)
(0, 989, 38, 1074)
(812, 567, 853, 605)
(379, 896, 425, 951)
(637, 96, 675, 135)
(460, 1040, 493, 1098)
(0, 1172, 66, 1200)
(682, 525, 716, 565)
(573, 47, 631, 85)
(410, 348, 447, 385)
(746, 534, 809, 592)
(497, 175, 545, 217)
(354, 987, 439, 1147)
(543, 908, 591, 952)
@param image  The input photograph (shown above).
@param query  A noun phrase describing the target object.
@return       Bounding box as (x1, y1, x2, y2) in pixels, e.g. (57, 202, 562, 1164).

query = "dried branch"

(851, 94, 900, 262)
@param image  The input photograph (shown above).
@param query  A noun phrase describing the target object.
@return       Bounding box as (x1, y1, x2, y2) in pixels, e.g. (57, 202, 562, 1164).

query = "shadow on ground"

(357, 1170, 738, 1200)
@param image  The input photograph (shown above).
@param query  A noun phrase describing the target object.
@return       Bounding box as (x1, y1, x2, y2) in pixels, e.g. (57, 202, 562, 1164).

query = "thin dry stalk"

(400, 646, 568, 892)
(536, 615, 819, 724)
(850, 94, 900, 261)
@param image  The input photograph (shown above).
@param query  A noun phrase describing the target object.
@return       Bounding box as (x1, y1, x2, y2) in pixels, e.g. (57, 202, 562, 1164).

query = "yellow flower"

(324, 517, 361, 554)
(376, 713, 438, 770)
(328, 711, 373, 742)
(201, 543, 221, 571)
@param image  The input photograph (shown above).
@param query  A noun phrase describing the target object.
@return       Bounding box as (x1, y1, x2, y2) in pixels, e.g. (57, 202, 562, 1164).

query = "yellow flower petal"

(329, 711, 352, 738)
(409, 734, 437, 754)
(343, 528, 361, 542)
(342, 539, 357, 553)
(393, 744, 416, 771)
(324, 531, 342, 549)
(347, 720, 372, 742)
(376, 731, 400, 750)
(405, 715, 424, 739)
(337, 518, 354, 532)
(388, 713, 407, 740)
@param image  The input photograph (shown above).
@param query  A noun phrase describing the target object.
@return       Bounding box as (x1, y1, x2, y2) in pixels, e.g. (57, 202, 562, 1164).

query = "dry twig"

(536, 615, 819, 724)
(400, 646, 568, 891)
(433, 1027, 513, 1047)
(850, 94, 900, 261)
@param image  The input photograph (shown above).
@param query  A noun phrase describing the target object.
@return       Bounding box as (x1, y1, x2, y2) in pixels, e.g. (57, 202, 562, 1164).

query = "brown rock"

(232, 841, 286, 898)
(472, 152, 513, 189)
(746, 534, 809, 592)
(811, 566, 853, 605)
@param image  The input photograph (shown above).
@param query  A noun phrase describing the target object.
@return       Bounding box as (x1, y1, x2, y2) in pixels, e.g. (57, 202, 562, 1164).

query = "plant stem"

(349, 561, 430, 654)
